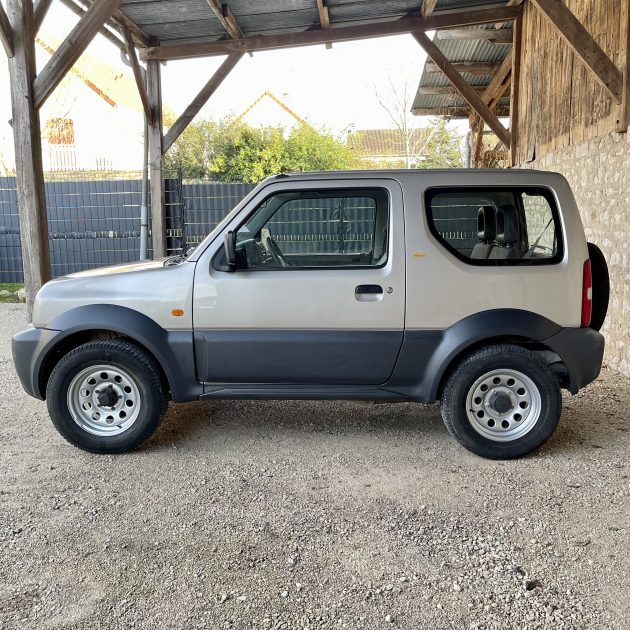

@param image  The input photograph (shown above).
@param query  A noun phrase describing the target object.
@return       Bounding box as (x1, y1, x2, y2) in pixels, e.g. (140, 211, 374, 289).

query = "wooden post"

(510, 11, 523, 165)
(0, 1, 14, 57)
(147, 50, 166, 258)
(616, 0, 630, 133)
(7, 0, 51, 318)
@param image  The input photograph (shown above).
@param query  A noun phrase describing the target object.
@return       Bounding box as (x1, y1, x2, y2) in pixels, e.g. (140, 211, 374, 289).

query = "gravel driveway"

(1, 303, 629, 629)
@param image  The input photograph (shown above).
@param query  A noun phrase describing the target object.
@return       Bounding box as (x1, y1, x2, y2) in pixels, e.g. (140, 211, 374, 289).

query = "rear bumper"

(545, 327, 605, 394)
(12, 325, 63, 400)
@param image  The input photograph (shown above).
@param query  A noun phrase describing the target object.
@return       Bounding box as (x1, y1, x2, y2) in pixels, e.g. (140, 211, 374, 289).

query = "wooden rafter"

(58, 0, 126, 52)
(419, 85, 486, 95)
(0, 0, 14, 57)
(122, 27, 152, 125)
(207, 0, 243, 39)
(316, 0, 332, 49)
(530, 0, 623, 104)
(412, 106, 511, 118)
(437, 29, 513, 43)
(140, 5, 521, 61)
(496, 0, 523, 28)
(163, 52, 243, 153)
(80, 0, 149, 47)
(33, 0, 54, 32)
(426, 60, 501, 76)
(421, 0, 438, 18)
(33, 0, 123, 109)
(412, 30, 510, 147)
(470, 51, 513, 128)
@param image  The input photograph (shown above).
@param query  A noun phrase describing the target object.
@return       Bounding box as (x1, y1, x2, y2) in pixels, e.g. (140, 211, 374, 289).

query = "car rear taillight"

(581, 258, 592, 328)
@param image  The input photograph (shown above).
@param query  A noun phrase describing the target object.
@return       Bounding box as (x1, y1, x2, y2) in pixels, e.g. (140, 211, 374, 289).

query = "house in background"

(0, 32, 145, 173)
(347, 128, 434, 168)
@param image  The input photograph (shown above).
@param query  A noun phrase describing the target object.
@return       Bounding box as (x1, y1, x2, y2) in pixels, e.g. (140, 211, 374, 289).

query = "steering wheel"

(260, 228, 289, 267)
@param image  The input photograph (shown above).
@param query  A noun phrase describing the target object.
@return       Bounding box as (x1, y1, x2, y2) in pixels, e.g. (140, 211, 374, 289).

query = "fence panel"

(0, 175, 255, 283)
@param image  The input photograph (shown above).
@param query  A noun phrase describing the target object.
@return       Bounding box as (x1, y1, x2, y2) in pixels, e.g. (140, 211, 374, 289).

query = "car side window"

(235, 188, 389, 269)
(426, 187, 562, 265)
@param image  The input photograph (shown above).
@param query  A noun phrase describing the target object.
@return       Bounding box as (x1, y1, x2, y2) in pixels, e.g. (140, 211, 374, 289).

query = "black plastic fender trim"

(40, 305, 201, 402)
(384, 309, 568, 402)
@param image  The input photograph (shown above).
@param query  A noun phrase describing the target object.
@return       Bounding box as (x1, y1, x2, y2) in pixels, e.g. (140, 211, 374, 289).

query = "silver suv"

(12, 170, 607, 459)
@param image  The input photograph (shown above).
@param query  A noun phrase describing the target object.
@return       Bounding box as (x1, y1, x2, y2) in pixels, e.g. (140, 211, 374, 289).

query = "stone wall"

(522, 131, 630, 376)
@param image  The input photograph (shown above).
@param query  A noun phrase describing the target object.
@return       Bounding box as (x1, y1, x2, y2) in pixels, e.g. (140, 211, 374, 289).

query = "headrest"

(496, 204, 519, 245)
(477, 205, 496, 242)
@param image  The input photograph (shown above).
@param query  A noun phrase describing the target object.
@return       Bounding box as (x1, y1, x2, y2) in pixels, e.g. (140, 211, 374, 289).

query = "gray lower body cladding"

(13, 308, 604, 404)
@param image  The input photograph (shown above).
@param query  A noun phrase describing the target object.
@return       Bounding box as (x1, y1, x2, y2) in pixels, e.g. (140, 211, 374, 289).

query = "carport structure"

(0, 0, 629, 324)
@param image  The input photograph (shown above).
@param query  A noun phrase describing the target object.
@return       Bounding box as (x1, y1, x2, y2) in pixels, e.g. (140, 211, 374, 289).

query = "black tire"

(441, 344, 561, 460)
(46, 340, 168, 454)
(587, 242, 609, 332)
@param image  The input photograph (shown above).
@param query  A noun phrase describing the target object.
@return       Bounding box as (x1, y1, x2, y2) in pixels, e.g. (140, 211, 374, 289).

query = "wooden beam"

(207, 1, 243, 39)
(437, 29, 513, 43)
(316, 0, 332, 49)
(57, 0, 126, 52)
(616, 0, 630, 132)
(413, 30, 510, 147)
(412, 105, 511, 118)
(470, 51, 513, 127)
(163, 52, 243, 153)
(147, 54, 166, 258)
(33, 0, 54, 32)
(140, 5, 521, 61)
(421, 0, 438, 18)
(83, 0, 149, 47)
(418, 85, 486, 95)
(496, 0, 524, 28)
(33, 0, 122, 109)
(426, 60, 501, 75)
(510, 12, 523, 165)
(122, 27, 152, 125)
(530, 0, 623, 104)
(0, 0, 14, 57)
(7, 0, 50, 317)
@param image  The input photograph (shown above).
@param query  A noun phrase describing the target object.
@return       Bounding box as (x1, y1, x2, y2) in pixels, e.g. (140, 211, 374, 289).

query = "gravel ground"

(0, 303, 629, 630)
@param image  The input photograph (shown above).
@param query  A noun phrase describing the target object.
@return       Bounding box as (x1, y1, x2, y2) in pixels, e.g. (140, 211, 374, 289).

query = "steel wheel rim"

(67, 364, 141, 436)
(465, 369, 542, 442)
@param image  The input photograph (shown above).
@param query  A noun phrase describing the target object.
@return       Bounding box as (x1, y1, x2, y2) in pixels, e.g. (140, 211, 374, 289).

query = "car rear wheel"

(441, 344, 561, 459)
(47, 340, 168, 454)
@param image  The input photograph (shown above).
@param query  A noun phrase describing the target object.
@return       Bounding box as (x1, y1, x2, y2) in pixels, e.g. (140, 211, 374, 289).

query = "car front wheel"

(441, 344, 561, 459)
(46, 339, 168, 454)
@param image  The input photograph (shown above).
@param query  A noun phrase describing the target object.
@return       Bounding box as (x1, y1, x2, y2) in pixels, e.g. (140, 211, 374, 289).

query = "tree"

(416, 118, 463, 169)
(374, 78, 463, 168)
(164, 116, 357, 182)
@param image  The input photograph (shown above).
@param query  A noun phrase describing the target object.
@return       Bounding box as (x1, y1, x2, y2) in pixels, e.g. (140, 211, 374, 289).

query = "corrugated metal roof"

(412, 3, 513, 119)
(120, 0, 426, 46)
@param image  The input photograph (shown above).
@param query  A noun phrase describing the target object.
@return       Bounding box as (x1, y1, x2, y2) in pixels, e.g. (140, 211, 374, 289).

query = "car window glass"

(235, 188, 389, 269)
(426, 187, 561, 265)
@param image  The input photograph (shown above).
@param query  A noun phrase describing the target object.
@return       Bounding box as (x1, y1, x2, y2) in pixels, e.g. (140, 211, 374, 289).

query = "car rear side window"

(425, 187, 563, 265)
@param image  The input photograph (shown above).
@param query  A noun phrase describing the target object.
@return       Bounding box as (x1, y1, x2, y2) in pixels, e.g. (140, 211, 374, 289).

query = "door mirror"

(223, 230, 237, 269)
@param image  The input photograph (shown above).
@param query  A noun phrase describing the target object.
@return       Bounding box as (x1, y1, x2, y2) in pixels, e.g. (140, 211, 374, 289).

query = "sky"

(0, 2, 464, 170)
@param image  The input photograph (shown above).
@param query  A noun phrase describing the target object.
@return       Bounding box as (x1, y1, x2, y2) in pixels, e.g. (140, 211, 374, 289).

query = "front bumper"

(12, 325, 63, 400)
(545, 326, 605, 394)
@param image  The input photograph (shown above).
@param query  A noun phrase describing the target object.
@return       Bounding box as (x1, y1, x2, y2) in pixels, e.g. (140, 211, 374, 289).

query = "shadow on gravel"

(146, 399, 446, 452)
(144, 378, 630, 460)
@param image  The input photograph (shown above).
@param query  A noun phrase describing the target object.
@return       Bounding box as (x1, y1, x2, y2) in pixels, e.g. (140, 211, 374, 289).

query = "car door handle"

(355, 284, 384, 302)
(355, 284, 383, 295)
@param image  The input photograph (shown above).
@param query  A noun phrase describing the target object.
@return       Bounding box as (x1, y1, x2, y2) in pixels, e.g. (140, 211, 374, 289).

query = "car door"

(192, 178, 405, 386)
